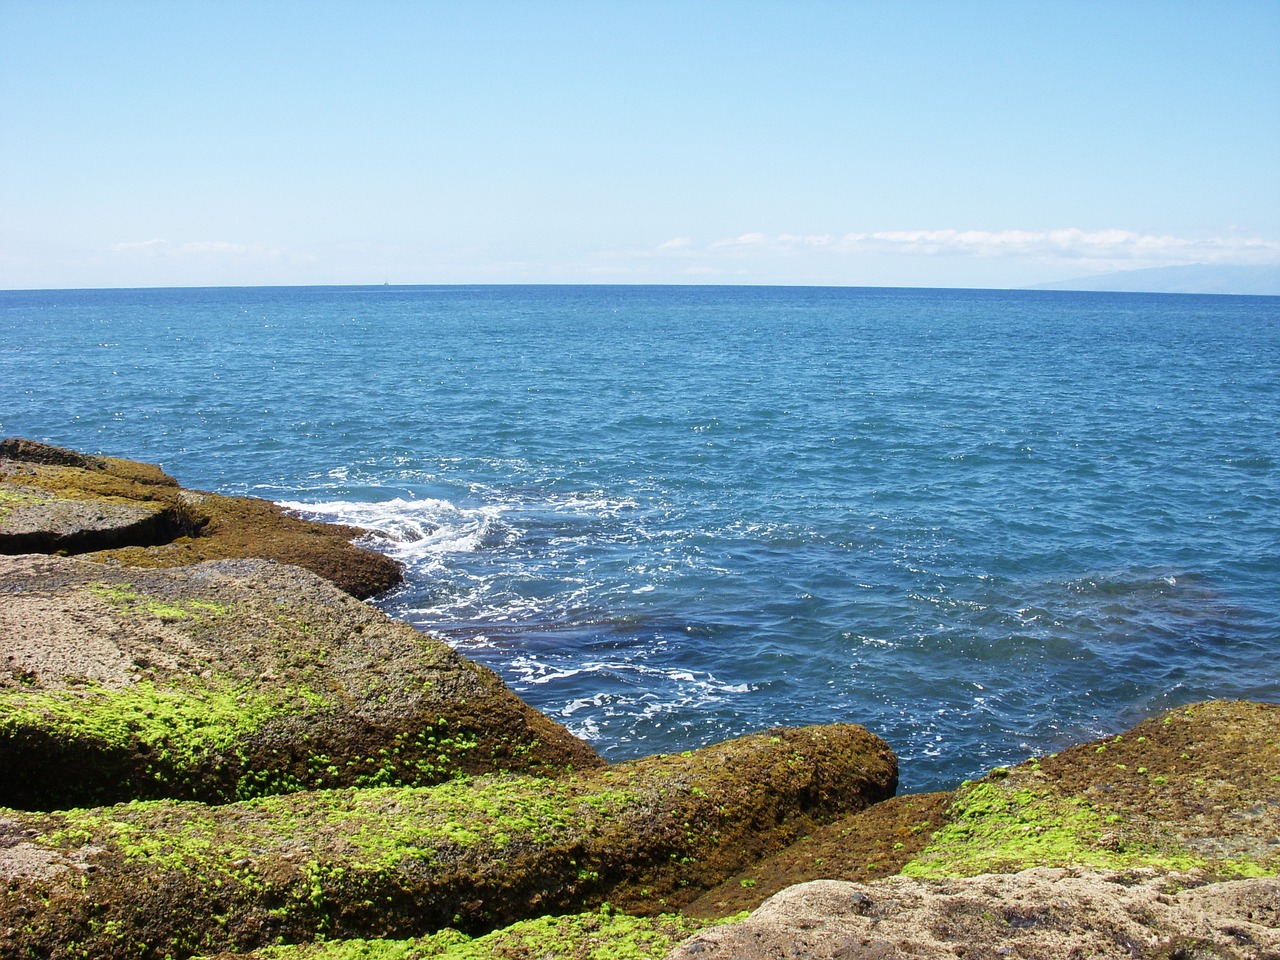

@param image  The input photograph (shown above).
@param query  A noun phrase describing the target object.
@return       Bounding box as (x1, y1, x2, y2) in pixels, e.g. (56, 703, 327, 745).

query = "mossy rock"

(0, 723, 896, 960)
(0, 438, 400, 598)
(687, 700, 1280, 923)
(684, 790, 954, 919)
(901, 699, 1280, 879)
(200, 910, 715, 959)
(0, 554, 602, 808)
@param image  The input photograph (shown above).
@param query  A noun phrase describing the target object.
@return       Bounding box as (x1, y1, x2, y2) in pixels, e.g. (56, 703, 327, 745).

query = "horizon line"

(2, 280, 1277, 298)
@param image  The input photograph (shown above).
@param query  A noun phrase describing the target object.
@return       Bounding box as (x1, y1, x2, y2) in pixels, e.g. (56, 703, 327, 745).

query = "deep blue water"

(2, 284, 1277, 792)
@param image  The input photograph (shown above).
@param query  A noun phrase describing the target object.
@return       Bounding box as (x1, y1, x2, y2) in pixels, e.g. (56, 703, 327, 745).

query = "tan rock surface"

(669, 869, 1280, 959)
(0, 553, 602, 808)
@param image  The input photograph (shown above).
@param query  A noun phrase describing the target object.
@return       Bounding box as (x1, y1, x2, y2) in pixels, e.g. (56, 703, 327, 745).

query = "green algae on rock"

(690, 700, 1280, 918)
(200, 911, 715, 960)
(901, 700, 1280, 879)
(0, 554, 602, 809)
(0, 438, 400, 598)
(0, 723, 895, 960)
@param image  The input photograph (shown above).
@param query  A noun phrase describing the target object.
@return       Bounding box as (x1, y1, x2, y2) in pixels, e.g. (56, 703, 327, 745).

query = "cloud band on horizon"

(681, 227, 1280, 271)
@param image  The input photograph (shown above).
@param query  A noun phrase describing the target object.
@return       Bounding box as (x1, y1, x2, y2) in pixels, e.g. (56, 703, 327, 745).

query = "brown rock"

(676, 700, 1280, 960)
(0, 554, 602, 808)
(901, 700, 1280, 881)
(0, 438, 400, 598)
(0, 723, 896, 960)
(684, 791, 953, 919)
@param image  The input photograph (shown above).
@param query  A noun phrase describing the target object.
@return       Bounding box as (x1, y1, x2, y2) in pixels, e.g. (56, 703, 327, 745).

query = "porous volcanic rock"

(0, 438, 400, 598)
(668, 869, 1280, 960)
(0, 553, 603, 808)
(0, 723, 896, 960)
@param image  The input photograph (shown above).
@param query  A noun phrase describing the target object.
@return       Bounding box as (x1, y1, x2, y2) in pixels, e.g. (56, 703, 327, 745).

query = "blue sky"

(2, 1, 1278, 289)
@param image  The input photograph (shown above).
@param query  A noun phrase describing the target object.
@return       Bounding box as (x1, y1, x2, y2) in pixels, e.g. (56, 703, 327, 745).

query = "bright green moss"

(0, 488, 42, 503)
(243, 911, 710, 960)
(1, 663, 506, 802)
(0, 678, 288, 753)
(441, 911, 710, 960)
(54, 799, 238, 873)
(0, 487, 47, 521)
(344, 728, 482, 790)
(87, 582, 232, 621)
(0, 676, 323, 799)
(42, 778, 654, 943)
(252, 934, 465, 958)
(49, 777, 640, 879)
(244, 779, 640, 871)
(901, 780, 1275, 879)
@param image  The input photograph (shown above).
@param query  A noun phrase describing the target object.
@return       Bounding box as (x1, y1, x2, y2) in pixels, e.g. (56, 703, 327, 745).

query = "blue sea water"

(2, 284, 1277, 792)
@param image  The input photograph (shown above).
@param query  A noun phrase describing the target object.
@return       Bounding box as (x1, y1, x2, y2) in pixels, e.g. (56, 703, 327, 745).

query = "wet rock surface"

(685, 791, 954, 919)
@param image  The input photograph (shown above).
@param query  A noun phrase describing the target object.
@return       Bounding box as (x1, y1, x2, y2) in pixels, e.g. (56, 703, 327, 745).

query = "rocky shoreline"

(2, 439, 1276, 959)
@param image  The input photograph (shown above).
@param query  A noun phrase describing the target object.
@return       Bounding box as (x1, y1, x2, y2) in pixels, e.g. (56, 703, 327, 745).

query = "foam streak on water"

(3, 285, 1277, 790)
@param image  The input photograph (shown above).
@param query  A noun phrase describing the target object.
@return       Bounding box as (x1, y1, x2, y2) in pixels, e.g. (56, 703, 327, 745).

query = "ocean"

(2, 284, 1277, 792)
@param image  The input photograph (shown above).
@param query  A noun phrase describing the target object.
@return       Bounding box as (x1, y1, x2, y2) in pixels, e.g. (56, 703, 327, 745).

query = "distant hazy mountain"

(1029, 263, 1280, 296)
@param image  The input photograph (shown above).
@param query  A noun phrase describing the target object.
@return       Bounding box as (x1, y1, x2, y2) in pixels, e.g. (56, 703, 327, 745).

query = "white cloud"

(702, 232, 837, 253)
(108, 239, 169, 253)
(672, 227, 1280, 271)
(657, 236, 692, 250)
(179, 241, 255, 255)
(778, 233, 835, 248)
(834, 228, 1280, 265)
(710, 231, 769, 249)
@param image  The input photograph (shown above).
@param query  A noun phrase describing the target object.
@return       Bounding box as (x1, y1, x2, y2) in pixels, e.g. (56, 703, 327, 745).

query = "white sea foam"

(465, 483, 638, 518)
(278, 497, 504, 561)
(521, 666, 587, 685)
(502, 654, 756, 742)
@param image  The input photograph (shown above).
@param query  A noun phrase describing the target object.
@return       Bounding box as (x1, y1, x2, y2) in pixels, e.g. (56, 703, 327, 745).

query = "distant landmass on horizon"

(1029, 263, 1280, 296)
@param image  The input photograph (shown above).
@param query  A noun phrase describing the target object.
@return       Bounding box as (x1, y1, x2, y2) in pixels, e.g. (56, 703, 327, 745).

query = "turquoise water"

(3, 285, 1277, 791)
